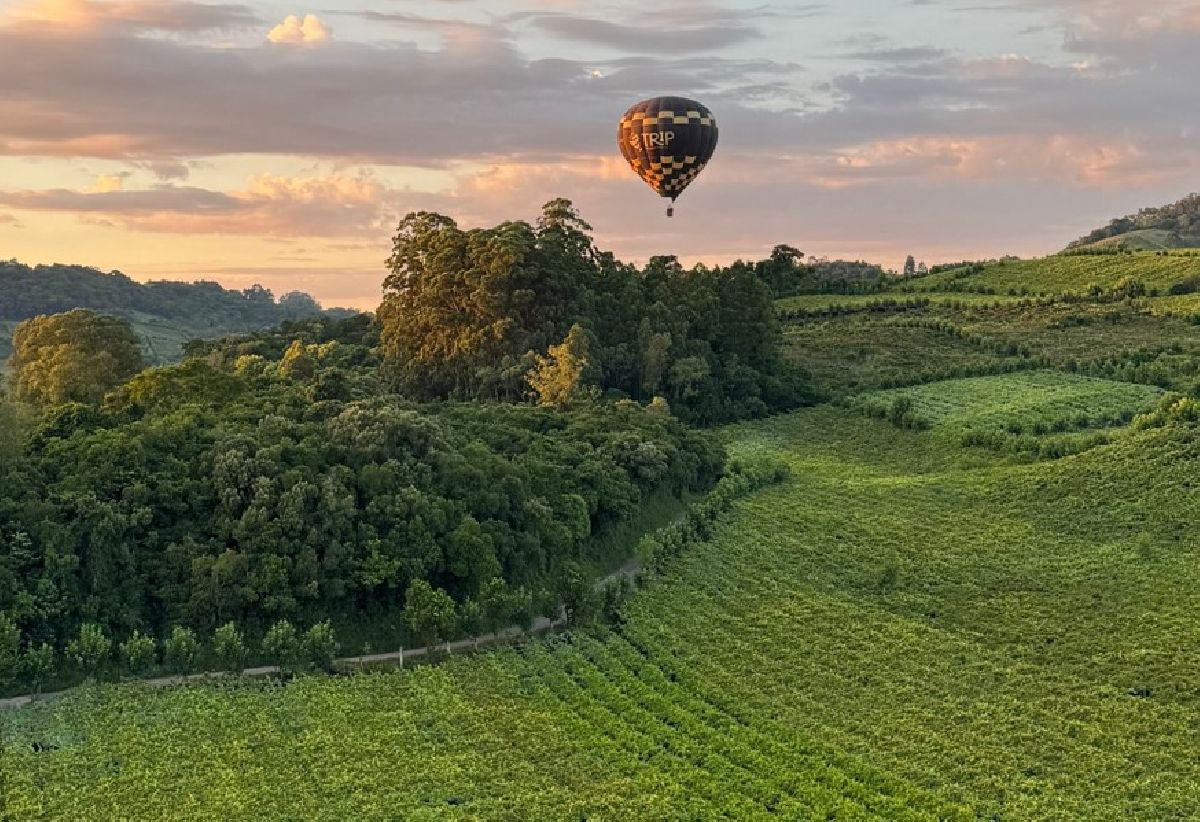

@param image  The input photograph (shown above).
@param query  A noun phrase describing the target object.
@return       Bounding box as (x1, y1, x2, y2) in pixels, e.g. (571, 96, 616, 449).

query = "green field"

(851, 371, 1163, 438)
(902, 253, 1200, 296)
(1142, 293, 1200, 318)
(782, 317, 1027, 395)
(5, 405, 1200, 819)
(776, 292, 1028, 315)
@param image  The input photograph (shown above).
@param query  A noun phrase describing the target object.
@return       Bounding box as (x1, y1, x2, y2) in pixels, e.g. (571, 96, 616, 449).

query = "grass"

(850, 371, 1163, 440)
(900, 252, 1200, 296)
(777, 292, 1028, 315)
(6, 408, 1200, 819)
(782, 317, 1026, 395)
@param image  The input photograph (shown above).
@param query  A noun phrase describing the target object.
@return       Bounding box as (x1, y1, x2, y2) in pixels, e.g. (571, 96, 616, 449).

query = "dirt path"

(0, 558, 643, 711)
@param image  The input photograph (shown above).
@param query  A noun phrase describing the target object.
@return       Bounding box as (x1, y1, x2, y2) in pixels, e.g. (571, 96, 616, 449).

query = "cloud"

(524, 14, 758, 52)
(92, 173, 127, 193)
(0, 173, 404, 237)
(267, 13, 331, 44)
(9, 0, 257, 32)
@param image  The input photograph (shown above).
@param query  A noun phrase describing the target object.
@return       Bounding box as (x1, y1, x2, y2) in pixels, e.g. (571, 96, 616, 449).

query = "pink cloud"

(0, 173, 405, 237)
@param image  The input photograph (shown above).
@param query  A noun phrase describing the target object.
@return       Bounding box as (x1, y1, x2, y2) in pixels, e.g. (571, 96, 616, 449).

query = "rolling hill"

(1067, 193, 1200, 251)
(0, 260, 356, 369)
(5, 246, 1200, 819)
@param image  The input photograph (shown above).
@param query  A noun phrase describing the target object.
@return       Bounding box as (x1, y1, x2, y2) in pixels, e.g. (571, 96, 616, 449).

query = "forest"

(0, 200, 811, 692)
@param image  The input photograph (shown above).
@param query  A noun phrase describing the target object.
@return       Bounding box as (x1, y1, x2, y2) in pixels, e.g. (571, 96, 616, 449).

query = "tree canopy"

(8, 310, 145, 407)
(378, 200, 817, 425)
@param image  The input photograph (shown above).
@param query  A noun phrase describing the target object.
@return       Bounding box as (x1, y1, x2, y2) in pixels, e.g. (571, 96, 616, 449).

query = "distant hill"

(1067, 194, 1200, 250)
(0, 260, 360, 367)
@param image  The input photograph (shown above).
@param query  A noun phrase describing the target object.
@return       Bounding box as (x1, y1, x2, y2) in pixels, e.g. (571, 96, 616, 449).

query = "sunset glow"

(1, 0, 1199, 308)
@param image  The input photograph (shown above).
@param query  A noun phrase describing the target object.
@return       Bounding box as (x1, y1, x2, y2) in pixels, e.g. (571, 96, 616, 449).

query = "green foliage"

(65, 624, 111, 680)
(118, 631, 157, 676)
(478, 578, 513, 637)
(211, 623, 248, 673)
(7, 409, 1200, 817)
(262, 620, 301, 675)
(0, 260, 337, 365)
(527, 324, 597, 409)
(9, 310, 144, 407)
(378, 200, 814, 425)
(19, 643, 54, 694)
(403, 580, 457, 650)
(0, 612, 19, 689)
(853, 371, 1162, 455)
(898, 252, 1200, 297)
(302, 621, 339, 673)
(163, 627, 200, 675)
(0, 368, 720, 687)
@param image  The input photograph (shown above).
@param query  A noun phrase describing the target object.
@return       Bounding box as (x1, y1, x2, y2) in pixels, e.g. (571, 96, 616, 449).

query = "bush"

(163, 626, 200, 675)
(302, 621, 339, 673)
(67, 623, 112, 681)
(212, 623, 248, 673)
(119, 631, 158, 676)
(262, 620, 301, 675)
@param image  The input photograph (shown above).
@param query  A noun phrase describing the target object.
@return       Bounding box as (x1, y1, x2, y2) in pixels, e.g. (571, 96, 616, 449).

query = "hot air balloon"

(618, 96, 718, 217)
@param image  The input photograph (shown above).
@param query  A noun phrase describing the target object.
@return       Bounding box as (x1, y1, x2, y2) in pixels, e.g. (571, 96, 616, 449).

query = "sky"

(1, 1, 1200, 309)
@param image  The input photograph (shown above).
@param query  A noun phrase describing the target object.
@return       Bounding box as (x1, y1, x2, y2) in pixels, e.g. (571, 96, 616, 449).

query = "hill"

(5, 219, 1200, 819)
(895, 251, 1200, 297)
(0, 260, 355, 367)
(1067, 193, 1200, 250)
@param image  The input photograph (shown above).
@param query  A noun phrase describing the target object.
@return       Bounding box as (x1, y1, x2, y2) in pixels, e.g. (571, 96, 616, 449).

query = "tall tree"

(9, 310, 144, 407)
(527, 324, 596, 409)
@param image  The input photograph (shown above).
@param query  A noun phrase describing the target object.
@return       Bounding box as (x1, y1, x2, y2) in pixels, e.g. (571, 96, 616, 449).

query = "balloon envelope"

(618, 96, 718, 204)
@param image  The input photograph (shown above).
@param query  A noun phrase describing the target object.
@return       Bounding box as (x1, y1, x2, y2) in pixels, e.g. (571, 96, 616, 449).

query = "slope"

(5, 403, 1199, 819)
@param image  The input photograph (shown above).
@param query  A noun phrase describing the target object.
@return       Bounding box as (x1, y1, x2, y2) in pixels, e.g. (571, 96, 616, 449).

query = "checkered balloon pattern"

(618, 96, 718, 201)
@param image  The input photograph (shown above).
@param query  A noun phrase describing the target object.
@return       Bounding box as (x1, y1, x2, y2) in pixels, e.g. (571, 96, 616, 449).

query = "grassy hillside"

(1067, 192, 1200, 250)
(5, 405, 1199, 819)
(852, 371, 1162, 436)
(4, 245, 1200, 820)
(898, 253, 1200, 296)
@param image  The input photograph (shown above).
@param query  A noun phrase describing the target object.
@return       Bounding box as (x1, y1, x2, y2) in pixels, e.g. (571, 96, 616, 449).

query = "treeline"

(0, 259, 340, 327)
(377, 201, 818, 425)
(753, 245, 888, 298)
(1067, 193, 1200, 249)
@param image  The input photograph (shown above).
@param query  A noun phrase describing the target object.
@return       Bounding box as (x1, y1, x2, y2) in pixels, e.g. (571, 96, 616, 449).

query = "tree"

(21, 643, 55, 695)
(403, 580, 457, 652)
(67, 623, 112, 681)
(278, 291, 323, 319)
(262, 620, 301, 675)
(903, 255, 917, 278)
(0, 613, 20, 690)
(458, 599, 483, 648)
(9, 310, 145, 407)
(527, 324, 596, 409)
(556, 562, 599, 627)
(163, 626, 200, 675)
(212, 622, 248, 673)
(279, 340, 317, 381)
(119, 631, 158, 676)
(302, 621, 339, 673)
(479, 577, 513, 638)
(446, 516, 500, 590)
